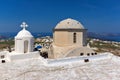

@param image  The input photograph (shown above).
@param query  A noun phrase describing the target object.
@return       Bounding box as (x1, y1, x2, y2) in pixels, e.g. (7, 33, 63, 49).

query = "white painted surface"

(0, 52, 119, 80)
(10, 51, 41, 61)
(15, 22, 34, 53)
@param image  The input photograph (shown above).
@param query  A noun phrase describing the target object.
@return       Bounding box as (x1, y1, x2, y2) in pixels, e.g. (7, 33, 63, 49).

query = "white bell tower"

(15, 22, 34, 53)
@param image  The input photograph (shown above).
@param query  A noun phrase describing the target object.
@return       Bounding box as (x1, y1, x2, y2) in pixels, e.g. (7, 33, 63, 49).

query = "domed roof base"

(15, 29, 33, 38)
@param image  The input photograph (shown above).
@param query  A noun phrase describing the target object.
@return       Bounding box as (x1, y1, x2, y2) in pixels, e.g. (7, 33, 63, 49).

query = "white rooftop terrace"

(0, 52, 120, 80)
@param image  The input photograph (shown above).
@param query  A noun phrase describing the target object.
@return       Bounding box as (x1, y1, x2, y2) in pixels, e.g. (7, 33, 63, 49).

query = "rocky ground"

(89, 39, 120, 56)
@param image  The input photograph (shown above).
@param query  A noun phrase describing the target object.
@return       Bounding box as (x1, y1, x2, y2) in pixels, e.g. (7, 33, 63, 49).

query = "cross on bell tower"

(20, 22, 28, 30)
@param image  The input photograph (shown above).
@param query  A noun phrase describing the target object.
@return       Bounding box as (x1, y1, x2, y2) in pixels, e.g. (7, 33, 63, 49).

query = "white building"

(15, 22, 34, 53)
(0, 22, 40, 63)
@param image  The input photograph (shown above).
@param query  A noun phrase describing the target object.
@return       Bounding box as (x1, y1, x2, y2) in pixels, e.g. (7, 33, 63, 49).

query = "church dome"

(55, 18, 84, 29)
(15, 29, 33, 38)
(15, 22, 33, 38)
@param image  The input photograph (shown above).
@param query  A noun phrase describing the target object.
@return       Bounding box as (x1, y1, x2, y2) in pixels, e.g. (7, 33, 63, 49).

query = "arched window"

(73, 33, 76, 43)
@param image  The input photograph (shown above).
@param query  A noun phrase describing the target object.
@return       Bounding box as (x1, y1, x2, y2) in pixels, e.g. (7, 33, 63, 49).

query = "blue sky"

(0, 0, 120, 33)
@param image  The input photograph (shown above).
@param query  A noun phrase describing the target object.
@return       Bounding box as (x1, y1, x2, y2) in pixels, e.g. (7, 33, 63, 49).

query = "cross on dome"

(20, 22, 28, 30)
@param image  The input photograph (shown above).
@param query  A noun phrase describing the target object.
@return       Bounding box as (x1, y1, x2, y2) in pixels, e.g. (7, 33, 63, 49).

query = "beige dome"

(55, 18, 84, 29)
(15, 29, 33, 38)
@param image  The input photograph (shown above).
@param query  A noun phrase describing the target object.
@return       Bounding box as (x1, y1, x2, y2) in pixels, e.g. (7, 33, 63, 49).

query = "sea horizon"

(0, 32, 120, 42)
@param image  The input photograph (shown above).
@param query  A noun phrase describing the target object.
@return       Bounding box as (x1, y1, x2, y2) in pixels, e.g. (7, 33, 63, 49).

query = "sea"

(93, 36, 120, 42)
(0, 32, 120, 42)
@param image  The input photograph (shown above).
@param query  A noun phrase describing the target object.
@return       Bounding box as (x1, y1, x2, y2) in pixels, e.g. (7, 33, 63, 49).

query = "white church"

(0, 18, 95, 63)
(49, 18, 94, 58)
(15, 22, 34, 53)
(0, 22, 40, 63)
